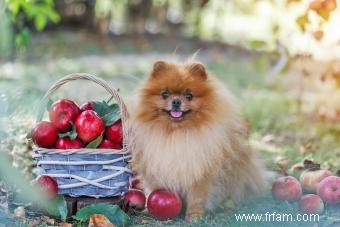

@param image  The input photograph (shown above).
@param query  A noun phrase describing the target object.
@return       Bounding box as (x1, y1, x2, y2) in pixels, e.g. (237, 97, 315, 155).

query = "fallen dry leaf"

(88, 214, 115, 227)
(28, 219, 42, 227)
(41, 216, 55, 225)
(289, 162, 304, 173)
(60, 223, 72, 227)
(139, 219, 150, 225)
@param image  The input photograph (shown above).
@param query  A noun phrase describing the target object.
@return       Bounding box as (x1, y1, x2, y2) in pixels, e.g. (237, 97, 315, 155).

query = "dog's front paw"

(185, 212, 203, 222)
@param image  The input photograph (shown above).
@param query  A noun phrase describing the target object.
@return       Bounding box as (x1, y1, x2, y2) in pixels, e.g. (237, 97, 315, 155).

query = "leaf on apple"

(73, 203, 131, 227)
(45, 195, 68, 221)
(58, 122, 77, 140)
(86, 134, 103, 148)
(93, 101, 120, 126)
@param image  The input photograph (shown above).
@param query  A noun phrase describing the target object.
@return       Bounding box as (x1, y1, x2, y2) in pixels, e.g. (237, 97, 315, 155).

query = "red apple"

(147, 189, 182, 221)
(31, 121, 58, 148)
(35, 175, 58, 199)
(55, 137, 84, 149)
(80, 101, 93, 112)
(300, 169, 333, 193)
(98, 139, 121, 149)
(272, 176, 302, 201)
(49, 99, 80, 132)
(75, 110, 105, 143)
(317, 176, 340, 204)
(299, 194, 324, 214)
(123, 189, 146, 210)
(106, 120, 123, 144)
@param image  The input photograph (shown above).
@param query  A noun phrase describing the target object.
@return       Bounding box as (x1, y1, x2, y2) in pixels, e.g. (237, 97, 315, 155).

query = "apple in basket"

(98, 139, 121, 149)
(31, 121, 59, 148)
(80, 101, 94, 112)
(34, 175, 58, 199)
(147, 189, 182, 220)
(75, 110, 105, 143)
(55, 137, 84, 149)
(49, 99, 80, 132)
(106, 120, 123, 145)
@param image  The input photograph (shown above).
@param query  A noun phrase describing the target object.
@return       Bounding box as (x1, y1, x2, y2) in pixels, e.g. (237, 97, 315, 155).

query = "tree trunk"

(0, 0, 15, 61)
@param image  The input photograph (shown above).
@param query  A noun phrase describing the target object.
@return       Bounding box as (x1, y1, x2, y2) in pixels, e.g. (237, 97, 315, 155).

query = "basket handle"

(36, 73, 129, 144)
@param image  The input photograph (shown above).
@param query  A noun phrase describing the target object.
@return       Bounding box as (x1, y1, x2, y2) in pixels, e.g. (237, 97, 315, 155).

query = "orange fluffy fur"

(127, 60, 266, 219)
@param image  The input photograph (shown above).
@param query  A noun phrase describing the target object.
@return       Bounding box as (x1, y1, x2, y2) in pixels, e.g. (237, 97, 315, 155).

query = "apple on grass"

(34, 175, 58, 200)
(123, 189, 146, 211)
(299, 194, 324, 214)
(300, 169, 332, 193)
(272, 176, 302, 201)
(147, 189, 182, 221)
(317, 176, 340, 204)
(49, 99, 80, 132)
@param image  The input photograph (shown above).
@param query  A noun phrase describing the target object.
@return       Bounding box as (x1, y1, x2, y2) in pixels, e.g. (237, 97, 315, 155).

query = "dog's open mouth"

(163, 109, 191, 120)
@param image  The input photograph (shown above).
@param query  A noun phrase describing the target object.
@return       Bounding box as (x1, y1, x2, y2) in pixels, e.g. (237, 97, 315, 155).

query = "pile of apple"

(123, 180, 182, 221)
(31, 99, 123, 150)
(272, 160, 340, 214)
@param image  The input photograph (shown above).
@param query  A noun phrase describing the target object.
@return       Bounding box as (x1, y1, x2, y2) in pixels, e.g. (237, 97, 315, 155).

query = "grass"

(0, 32, 339, 226)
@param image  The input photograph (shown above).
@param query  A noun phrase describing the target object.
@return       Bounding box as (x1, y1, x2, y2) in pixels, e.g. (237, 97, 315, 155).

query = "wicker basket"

(32, 73, 131, 198)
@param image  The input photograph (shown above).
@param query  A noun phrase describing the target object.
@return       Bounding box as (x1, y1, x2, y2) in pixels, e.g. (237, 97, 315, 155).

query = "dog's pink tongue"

(170, 111, 183, 118)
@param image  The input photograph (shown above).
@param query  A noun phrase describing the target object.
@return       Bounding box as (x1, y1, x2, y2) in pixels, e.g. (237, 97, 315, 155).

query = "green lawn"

(0, 33, 339, 226)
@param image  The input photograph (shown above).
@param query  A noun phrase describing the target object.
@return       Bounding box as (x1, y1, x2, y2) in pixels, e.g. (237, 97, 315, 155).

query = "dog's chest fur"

(133, 123, 229, 192)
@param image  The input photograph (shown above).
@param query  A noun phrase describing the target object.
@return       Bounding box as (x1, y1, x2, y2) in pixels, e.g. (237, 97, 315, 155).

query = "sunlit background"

(0, 0, 339, 226)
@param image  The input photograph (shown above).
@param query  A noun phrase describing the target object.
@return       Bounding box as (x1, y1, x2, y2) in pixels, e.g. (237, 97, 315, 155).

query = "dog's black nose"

(172, 99, 181, 108)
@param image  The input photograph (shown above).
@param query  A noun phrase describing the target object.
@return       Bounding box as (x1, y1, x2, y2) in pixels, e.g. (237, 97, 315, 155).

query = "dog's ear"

(188, 63, 207, 81)
(150, 60, 168, 78)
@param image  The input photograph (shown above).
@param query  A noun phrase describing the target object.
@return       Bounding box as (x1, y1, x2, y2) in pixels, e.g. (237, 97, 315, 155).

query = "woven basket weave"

(33, 73, 131, 198)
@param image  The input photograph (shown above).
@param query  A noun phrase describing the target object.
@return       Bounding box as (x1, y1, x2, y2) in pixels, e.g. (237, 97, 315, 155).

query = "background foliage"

(0, 0, 339, 226)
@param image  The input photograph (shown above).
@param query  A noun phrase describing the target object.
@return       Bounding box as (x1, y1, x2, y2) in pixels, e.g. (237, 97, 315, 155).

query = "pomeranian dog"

(127, 60, 266, 220)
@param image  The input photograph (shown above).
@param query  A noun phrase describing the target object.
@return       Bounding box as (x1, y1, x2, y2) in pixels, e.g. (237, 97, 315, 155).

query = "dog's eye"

(161, 90, 170, 99)
(185, 92, 193, 101)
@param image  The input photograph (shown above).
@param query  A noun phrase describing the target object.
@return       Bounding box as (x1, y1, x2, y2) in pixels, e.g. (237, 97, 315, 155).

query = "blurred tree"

(2, 0, 60, 55)
(127, 0, 152, 34)
(55, 0, 96, 29)
(0, 0, 14, 61)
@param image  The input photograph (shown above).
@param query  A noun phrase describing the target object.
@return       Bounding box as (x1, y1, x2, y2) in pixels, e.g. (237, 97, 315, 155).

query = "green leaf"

(34, 14, 47, 31)
(249, 40, 267, 49)
(46, 195, 68, 221)
(93, 101, 120, 126)
(15, 28, 30, 49)
(58, 122, 78, 140)
(73, 203, 131, 226)
(86, 134, 103, 148)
